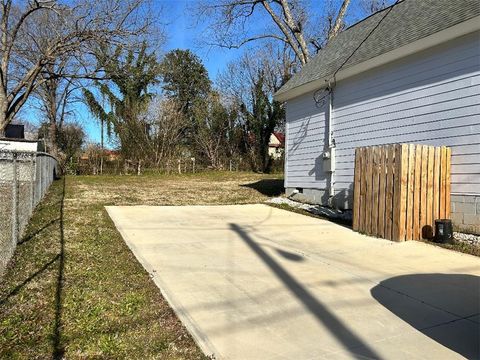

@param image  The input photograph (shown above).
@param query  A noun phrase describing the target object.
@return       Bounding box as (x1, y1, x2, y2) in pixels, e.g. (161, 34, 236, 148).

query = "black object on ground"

(434, 219, 453, 244)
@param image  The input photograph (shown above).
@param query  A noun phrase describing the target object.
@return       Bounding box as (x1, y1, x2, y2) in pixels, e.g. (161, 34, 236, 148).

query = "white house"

(274, 0, 480, 233)
(0, 124, 39, 152)
(0, 139, 39, 152)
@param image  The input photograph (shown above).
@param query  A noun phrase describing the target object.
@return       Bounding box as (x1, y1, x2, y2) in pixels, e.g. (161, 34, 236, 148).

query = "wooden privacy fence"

(353, 144, 451, 241)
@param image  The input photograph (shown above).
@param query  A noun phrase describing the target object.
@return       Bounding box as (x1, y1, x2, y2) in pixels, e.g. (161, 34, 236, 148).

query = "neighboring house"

(274, 0, 480, 233)
(79, 149, 120, 162)
(268, 132, 285, 159)
(0, 124, 39, 152)
(104, 150, 121, 161)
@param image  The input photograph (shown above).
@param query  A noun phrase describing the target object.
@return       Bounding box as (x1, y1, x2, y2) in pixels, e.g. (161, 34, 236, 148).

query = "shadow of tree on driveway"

(371, 273, 479, 359)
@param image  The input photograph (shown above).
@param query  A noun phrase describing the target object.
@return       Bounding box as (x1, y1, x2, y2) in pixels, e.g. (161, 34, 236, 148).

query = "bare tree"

(0, 0, 154, 136)
(192, 91, 232, 169)
(35, 63, 81, 155)
(146, 97, 186, 166)
(195, 0, 351, 66)
(218, 46, 286, 172)
(361, 0, 389, 13)
(218, 44, 286, 109)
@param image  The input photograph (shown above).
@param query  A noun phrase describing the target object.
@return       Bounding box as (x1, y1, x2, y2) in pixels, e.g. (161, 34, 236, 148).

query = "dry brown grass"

(72, 172, 284, 207)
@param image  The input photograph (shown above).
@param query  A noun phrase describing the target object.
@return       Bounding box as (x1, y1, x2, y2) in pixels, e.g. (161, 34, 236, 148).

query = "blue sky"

(25, 0, 246, 146)
(23, 0, 390, 146)
(160, 0, 246, 78)
(75, 0, 245, 146)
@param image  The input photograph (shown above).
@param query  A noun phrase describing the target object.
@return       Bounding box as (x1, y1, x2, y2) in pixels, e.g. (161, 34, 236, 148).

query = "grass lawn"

(0, 172, 283, 359)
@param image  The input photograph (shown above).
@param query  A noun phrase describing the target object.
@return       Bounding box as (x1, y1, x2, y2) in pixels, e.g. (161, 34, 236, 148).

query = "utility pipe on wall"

(327, 88, 335, 201)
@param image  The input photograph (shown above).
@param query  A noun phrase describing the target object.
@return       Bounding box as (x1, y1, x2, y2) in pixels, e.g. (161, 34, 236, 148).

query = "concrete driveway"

(106, 204, 480, 360)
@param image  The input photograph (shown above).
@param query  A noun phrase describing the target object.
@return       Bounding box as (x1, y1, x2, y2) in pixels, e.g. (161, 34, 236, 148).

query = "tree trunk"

(49, 116, 58, 154)
(328, 0, 351, 41)
(0, 91, 8, 137)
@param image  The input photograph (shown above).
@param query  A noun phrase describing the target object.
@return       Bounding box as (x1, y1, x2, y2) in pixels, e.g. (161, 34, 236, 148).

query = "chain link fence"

(0, 150, 58, 275)
(73, 156, 284, 175)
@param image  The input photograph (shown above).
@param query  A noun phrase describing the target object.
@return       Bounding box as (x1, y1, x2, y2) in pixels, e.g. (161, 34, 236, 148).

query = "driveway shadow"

(241, 179, 285, 197)
(230, 223, 383, 359)
(371, 274, 479, 359)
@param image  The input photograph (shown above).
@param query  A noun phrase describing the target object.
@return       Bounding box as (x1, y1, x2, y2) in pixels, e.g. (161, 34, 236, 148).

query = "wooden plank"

(378, 146, 387, 239)
(392, 144, 401, 241)
(425, 146, 435, 239)
(405, 144, 415, 240)
(420, 145, 428, 238)
(385, 145, 395, 240)
(433, 147, 441, 226)
(357, 147, 363, 233)
(440, 146, 447, 219)
(365, 147, 373, 235)
(360, 147, 367, 233)
(397, 144, 408, 241)
(372, 146, 380, 236)
(353, 148, 361, 231)
(412, 145, 422, 240)
(393, 144, 408, 241)
(446, 147, 451, 218)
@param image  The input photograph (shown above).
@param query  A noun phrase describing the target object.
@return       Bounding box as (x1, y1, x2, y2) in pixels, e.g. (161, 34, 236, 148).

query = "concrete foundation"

(286, 187, 329, 205)
(451, 194, 480, 235)
(286, 187, 353, 210)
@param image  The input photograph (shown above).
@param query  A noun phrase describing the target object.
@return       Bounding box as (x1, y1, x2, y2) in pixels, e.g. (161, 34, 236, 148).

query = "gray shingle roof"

(275, 0, 480, 100)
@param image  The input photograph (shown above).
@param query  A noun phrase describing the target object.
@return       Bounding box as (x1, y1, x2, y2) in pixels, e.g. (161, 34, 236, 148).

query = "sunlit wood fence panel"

(353, 144, 451, 241)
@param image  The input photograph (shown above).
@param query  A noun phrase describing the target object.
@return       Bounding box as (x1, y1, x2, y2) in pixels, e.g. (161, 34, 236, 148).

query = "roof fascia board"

(275, 16, 480, 102)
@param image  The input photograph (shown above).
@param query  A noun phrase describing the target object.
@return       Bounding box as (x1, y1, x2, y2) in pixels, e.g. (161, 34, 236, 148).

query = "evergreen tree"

(159, 49, 211, 126)
(242, 72, 284, 173)
(83, 43, 160, 163)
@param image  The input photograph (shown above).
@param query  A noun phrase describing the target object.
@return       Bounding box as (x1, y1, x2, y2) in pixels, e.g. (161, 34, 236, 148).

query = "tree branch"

(328, 0, 351, 41)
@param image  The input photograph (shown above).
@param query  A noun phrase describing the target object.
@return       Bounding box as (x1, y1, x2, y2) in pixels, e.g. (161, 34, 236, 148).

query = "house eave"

(274, 15, 480, 102)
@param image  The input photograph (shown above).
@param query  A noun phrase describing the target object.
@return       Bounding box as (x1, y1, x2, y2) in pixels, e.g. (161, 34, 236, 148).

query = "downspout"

(327, 86, 336, 204)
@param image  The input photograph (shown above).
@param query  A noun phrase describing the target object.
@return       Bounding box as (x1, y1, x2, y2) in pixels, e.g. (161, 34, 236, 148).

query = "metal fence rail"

(0, 150, 58, 275)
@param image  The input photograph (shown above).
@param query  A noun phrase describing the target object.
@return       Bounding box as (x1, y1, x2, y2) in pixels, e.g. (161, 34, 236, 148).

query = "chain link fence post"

(11, 153, 18, 245)
(30, 154, 35, 216)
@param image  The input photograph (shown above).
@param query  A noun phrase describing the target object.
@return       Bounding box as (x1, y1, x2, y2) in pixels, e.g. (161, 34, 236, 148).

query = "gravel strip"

(267, 198, 480, 247)
(266, 197, 352, 221)
(454, 232, 480, 247)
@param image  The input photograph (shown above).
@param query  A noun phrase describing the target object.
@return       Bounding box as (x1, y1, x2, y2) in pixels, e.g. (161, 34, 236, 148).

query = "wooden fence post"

(360, 147, 367, 233)
(353, 148, 361, 231)
(385, 145, 395, 240)
(440, 146, 447, 219)
(372, 147, 380, 236)
(392, 144, 408, 241)
(445, 147, 451, 218)
(405, 144, 415, 240)
(378, 146, 387, 238)
(433, 147, 441, 229)
(365, 147, 374, 235)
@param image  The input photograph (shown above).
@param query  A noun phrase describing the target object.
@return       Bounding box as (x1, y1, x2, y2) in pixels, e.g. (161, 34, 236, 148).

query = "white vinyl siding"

(285, 31, 480, 207)
(285, 92, 328, 189)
